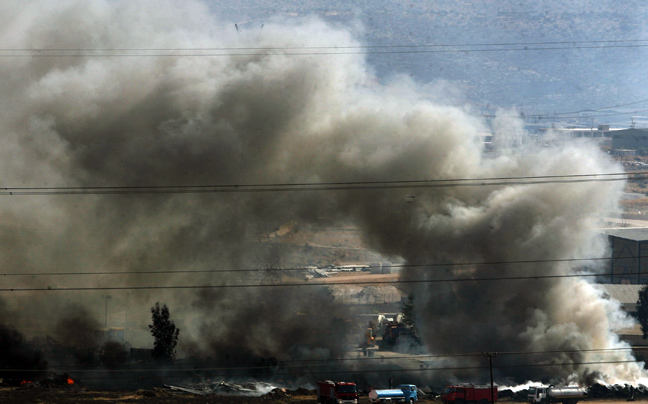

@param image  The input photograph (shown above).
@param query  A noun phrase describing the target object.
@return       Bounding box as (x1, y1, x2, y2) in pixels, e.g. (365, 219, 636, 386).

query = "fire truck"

(317, 380, 359, 404)
(441, 384, 498, 404)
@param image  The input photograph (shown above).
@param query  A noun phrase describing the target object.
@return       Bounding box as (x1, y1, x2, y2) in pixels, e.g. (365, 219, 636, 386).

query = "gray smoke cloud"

(0, 0, 644, 386)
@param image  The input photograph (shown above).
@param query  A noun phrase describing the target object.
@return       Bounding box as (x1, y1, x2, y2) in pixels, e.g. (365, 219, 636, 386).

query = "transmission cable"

(0, 255, 633, 277)
(0, 269, 636, 292)
(0, 171, 635, 196)
(4, 39, 648, 57)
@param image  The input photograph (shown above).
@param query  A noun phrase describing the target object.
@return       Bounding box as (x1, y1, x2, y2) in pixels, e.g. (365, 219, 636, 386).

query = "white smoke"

(0, 0, 643, 385)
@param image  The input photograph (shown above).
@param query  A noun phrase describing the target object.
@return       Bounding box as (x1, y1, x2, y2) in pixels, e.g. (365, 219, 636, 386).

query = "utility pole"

(482, 352, 497, 403)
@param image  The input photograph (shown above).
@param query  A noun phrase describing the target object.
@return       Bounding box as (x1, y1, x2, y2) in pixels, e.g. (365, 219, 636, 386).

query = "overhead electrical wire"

(0, 171, 636, 196)
(2, 38, 648, 57)
(520, 98, 648, 118)
(2, 40, 647, 122)
(1, 359, 641, 377)
(0, 346, 632, 370)
(486, 108, 648, 120)
(4, 349, 645, 386)
(0, 270, 634, 293)
(3, 38, 648, 52)
(0, 255, 631, 277)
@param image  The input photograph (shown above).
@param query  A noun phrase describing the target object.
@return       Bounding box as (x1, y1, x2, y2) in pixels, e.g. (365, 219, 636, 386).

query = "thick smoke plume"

(0, 0, 644, 386)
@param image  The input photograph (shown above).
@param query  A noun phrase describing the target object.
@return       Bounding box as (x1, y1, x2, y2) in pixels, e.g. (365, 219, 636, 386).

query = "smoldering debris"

(587, 383, 648, 400)
(0, 324, 47, 384)
(8, 374, 77, 389)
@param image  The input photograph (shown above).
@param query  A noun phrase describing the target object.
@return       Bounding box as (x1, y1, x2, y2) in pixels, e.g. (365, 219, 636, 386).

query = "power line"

(2, 39, 648, 57)
(526, 98, 648, 118)
(0, 171, 635, 196)
(0, 270, 631, 292)
(3, 39, 648, 52)
(1, 359, 641, 377)
(2, 347, 637, 372)
(487, 108, 648, 120)
(0, 255, 628, 277)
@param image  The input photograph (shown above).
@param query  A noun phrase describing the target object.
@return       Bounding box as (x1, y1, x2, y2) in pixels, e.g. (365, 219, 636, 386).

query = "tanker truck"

(528, 386, 587, 404)
(369, 384, 418, 404)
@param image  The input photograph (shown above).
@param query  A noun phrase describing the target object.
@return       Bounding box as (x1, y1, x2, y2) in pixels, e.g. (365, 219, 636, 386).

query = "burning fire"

(67, 377, 74, 385)
(20, 380, 32, 385)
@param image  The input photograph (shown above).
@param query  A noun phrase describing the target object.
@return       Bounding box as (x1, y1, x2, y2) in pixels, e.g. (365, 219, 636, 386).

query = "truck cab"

(528, 387, 548, 403)
(400, 384, 418, 403)
(317, 381, 358, 404)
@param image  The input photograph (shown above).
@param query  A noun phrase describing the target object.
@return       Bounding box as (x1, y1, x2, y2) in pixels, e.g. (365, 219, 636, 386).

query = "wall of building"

(608, 236, 648, 284)
(612, 129, 648, 150)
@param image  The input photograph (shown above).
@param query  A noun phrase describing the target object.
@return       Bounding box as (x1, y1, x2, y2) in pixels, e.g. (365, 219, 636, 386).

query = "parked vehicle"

(317, 380, 359, 404)
(528, 386, 587, 404)
(369, 384, 418, 404)
(441, 384, 498, 404)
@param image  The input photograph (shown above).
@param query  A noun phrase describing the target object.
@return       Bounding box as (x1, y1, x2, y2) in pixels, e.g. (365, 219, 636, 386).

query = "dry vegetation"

(611, 154, 648, 216)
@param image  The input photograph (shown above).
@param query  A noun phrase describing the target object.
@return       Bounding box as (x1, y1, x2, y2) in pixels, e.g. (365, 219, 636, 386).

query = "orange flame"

(67, 377, 74, 385)
(20, 380, 32, 385)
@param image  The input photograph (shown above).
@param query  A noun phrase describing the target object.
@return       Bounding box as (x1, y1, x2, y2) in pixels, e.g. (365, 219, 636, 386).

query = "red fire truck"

(441, 384, 498, 404)
(317, 380, 359, 404)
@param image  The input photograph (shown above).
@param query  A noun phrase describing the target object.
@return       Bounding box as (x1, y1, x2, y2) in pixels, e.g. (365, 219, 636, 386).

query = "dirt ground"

(0, 387, 312, 403)
(0, 387, 641, 404)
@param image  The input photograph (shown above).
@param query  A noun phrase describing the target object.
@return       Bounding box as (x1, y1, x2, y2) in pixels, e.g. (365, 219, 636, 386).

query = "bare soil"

(0, 387, 642, 404)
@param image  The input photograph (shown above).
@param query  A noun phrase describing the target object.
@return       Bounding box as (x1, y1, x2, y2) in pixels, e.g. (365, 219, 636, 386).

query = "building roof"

(611, 128, 648, 136)
(603, 227, 648, 242)
(330, 285, 404, 305)
(599, 283, 643, 305)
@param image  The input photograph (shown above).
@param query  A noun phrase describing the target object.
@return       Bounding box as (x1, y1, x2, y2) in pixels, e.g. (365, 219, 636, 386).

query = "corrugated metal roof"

(603, 228, 648, 242)
(330, 285, 404, 304)
(598, 283, 643, 305)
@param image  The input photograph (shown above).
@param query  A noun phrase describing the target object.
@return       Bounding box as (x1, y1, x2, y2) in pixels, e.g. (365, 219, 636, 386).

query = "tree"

(401, 294, 416, 330)
(637, 285, 648, 339)
(149, 302, 180, 362)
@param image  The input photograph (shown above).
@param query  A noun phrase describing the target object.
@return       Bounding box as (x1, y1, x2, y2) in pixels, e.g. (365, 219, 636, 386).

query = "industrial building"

(538, 124, 618, 142)
(611, 128, 648, 150)
(603, 228, 648, 284)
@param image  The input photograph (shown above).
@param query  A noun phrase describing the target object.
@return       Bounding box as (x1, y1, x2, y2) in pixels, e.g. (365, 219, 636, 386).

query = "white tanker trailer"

(528, 386, 587, 404)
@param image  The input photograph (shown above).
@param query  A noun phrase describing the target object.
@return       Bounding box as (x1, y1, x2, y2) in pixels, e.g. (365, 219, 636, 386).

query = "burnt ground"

(0, 386, 642, 404)
(0, 386, 319, 403)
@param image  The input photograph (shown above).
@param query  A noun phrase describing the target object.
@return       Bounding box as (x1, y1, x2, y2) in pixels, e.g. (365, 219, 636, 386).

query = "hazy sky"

(205, 0, 648, 124)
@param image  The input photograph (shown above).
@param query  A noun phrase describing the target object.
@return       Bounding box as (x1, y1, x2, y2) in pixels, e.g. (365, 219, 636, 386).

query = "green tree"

(401, 294, 416, 330)
(637, 286, 648, 339)
(149, 302, 180, 362)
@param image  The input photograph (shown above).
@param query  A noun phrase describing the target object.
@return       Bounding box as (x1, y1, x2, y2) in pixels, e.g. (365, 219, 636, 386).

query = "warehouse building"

(603, 228, 648, 284)
(611, 128, 648, 150)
